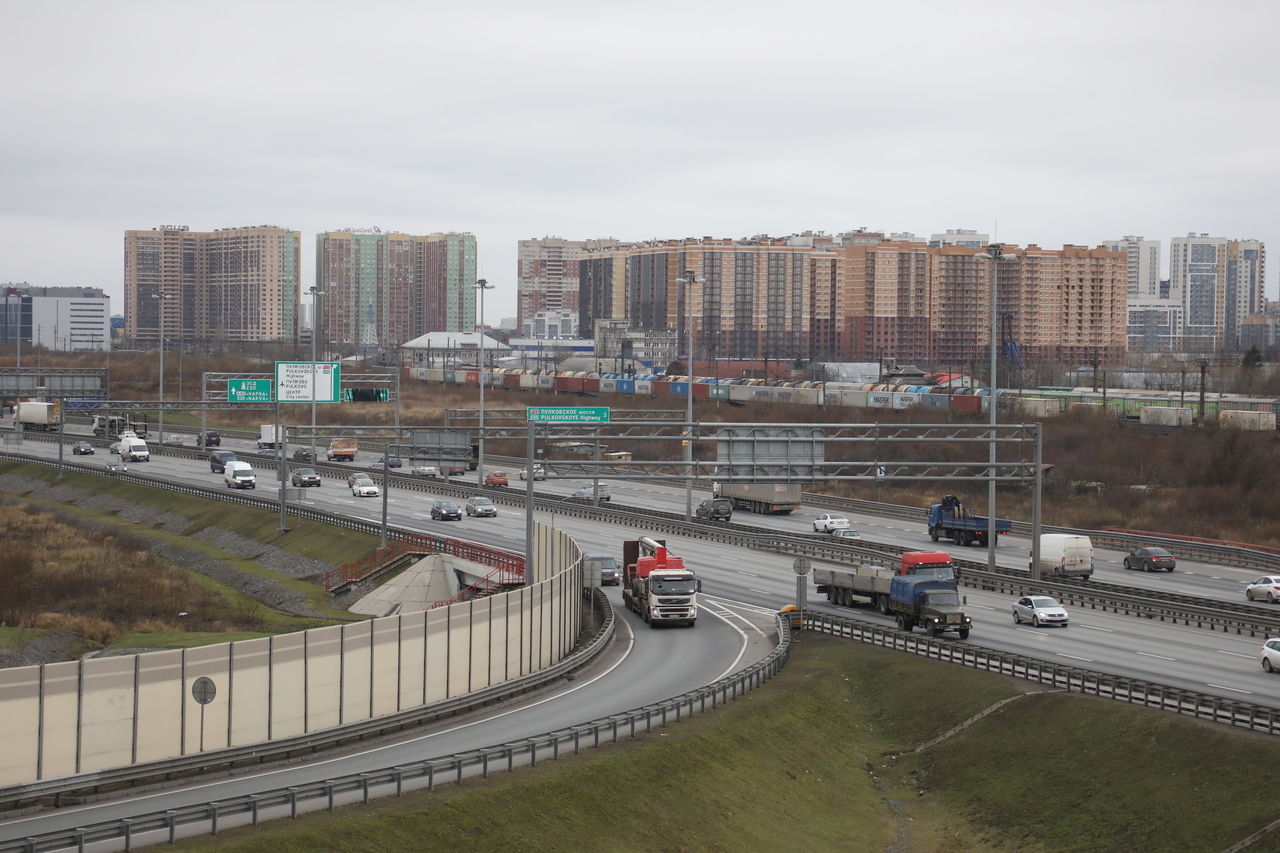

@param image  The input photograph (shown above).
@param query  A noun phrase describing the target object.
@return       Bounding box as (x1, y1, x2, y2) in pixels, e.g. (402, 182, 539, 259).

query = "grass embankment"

(0, 461, 378, 657)
(169, 637, 1280, 853)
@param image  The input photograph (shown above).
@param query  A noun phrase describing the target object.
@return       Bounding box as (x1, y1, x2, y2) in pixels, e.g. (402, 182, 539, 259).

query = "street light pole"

(676, 269, 700, 521)
(309, 286, 325, 465)
(153, 292, 167, 442)
(975, 244, 1015, 574)
(476, 278, 494, 487)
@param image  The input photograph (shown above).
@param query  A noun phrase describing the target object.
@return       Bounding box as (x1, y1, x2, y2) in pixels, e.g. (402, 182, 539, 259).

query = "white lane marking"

(1014, 627, 1046, 636)
(747, 588, 769, 595)
(1216, 650, 1256, 659)
(967, 603, 995, 610)
(700, 601, 768, 640)
(736, 571, 761, 577)
(1075, 624, 1114, 633)
(1207, 683, 1254, 695)
(1058, 653, 1094, 662)
(703, 604, 752, 681)
(4, 606, 641, 826)
(1135, 651, 1177, 661)
(700, 594, 775, 615)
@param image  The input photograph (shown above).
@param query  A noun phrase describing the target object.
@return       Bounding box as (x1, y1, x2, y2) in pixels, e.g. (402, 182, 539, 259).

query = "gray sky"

(3, 0, 1277, 321)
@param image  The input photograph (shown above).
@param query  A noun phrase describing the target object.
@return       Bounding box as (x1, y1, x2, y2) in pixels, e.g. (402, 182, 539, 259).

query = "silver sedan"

(1012, 595, 1069, 627)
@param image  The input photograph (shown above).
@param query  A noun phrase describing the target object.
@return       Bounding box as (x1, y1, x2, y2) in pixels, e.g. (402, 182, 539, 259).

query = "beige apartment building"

(517, 237, 621, 333)
(124, 224, 301, 345)
(580, 235, 1127, 366)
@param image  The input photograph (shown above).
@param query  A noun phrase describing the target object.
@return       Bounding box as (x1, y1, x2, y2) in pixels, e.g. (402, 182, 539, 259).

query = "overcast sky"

(3, 0, 1277, 321)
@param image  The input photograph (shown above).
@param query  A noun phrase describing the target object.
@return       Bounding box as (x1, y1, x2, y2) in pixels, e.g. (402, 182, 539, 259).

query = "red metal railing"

(323, 533, 526, 592)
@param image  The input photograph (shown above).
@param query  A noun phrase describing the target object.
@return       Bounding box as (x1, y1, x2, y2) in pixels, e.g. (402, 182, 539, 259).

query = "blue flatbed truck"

(927, 494, 1012, 547)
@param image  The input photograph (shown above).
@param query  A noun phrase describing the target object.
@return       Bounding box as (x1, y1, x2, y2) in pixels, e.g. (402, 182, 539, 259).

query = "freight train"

(407, 367, 1280, 425)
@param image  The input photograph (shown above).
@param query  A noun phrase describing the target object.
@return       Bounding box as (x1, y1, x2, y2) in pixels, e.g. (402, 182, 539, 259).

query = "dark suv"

(291, 468, 321, 487)
(695, 497, 733, 522)
(198, 431, 222, 448)
(209, 450, 237, 473)
(293, 447, 315, 463)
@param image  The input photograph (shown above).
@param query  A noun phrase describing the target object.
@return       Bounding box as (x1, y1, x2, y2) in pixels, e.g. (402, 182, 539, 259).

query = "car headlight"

(963, 617, 971, 623)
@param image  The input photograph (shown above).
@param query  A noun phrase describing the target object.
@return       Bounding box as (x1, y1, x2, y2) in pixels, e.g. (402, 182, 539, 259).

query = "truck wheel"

(876, 595, 890, 615)
(930, 628, 942, 637)
(958, 628, 970, 640)
(930, 528, 939, 542)
(895, 613, 905, 631)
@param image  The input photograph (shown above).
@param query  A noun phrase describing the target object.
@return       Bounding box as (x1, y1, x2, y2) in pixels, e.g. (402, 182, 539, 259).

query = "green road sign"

(527, 406, 611, 423)
(228, 379, 273, 402)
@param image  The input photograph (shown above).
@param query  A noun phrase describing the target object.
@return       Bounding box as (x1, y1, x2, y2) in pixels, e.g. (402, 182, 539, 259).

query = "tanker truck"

(621, 537, 701, 628)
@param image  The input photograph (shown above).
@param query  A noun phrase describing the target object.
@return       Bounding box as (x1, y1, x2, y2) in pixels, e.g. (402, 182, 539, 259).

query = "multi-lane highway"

(6, 425, 1278, 706)
(1, 422, 1278, 841)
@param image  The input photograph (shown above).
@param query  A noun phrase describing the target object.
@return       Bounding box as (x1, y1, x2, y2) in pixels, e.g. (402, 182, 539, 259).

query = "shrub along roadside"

(167, 637, 1280, 853)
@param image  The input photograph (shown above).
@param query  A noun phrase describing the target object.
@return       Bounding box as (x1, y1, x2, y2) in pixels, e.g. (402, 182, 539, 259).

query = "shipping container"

(891, 392, 921, 409)
(536, 374, 555, 390)
(867, 391, 893, 409)
(634, 379, 651, 395)
(599, 379, 616, 393)
(617, 379, 636, 395)
(1220, 409, 1277, 430)
(1140, 406, 1193, 426)
(949, 395, 981, 414)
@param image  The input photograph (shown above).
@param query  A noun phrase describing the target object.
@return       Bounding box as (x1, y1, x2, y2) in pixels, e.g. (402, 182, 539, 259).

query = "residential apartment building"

(580, 235, 1128, 366)
(1170, 233, 1266, 352)
(0, 285, 111, 351)
(316, 230, 476, 349)
(517, 237, 621, 332)
(124, 225, 300, 345)
(1101, 235, 1162, 299)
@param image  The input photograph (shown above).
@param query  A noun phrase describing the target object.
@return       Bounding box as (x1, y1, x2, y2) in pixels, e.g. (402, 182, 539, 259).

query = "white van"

(1032, 534, 1094, 580)
(223, 460, 257, 489)
(120, 437, 150, 462)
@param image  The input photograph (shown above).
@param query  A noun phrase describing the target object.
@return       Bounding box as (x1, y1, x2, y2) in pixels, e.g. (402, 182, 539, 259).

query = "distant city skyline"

(3, 2, 1278, 321)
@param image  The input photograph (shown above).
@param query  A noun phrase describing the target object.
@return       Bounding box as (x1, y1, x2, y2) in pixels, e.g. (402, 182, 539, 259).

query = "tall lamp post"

(975, 245, 1015, 573)
(476, 278, 494, 486)
(308, 286, 325, 464)
(675, 269, 702, 521)
(152, 292, 168, 442)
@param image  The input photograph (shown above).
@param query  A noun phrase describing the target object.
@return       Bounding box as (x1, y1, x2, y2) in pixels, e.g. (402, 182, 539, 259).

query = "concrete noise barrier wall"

(0, 523, 582, 787)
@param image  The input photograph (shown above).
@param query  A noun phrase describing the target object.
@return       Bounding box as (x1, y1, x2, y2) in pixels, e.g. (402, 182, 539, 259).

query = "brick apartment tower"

(123, 225, 301, 346)
(518, 237, 620, 332)
(579, 235, 1128, 366)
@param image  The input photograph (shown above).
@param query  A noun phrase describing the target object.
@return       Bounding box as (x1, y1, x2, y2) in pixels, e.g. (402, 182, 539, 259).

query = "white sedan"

(1245, 577, 1280, 603)
(1012, 595, 1069, 627)
(519, 466, 546, 481)
(351, 481, 380, 498)
(813, 513, 851, 533)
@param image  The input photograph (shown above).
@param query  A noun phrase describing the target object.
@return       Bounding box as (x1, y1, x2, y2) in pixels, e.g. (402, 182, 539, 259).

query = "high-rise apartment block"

(1170, 233, 1266, 352)
(316, 230, 477, 348)
(517, 237, 620, 334)
(124, 225, 301, 345)
(581, 235, 1128, 365)
(1101, 235, 1161, 299)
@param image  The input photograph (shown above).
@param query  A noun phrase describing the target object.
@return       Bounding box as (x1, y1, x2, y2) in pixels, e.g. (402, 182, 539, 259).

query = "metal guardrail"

(0, 614, 792, 852)
(0, 588, 617, 815)
(803, 492, 1280, 573)
(803, 610, 1280, 735)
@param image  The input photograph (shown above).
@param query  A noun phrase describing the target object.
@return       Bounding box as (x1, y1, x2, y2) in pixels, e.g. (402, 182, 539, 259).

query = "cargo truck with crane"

(813, 551, 956, 614)
(927, 494, 1012, 546)
(621, 537, 701, 628)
